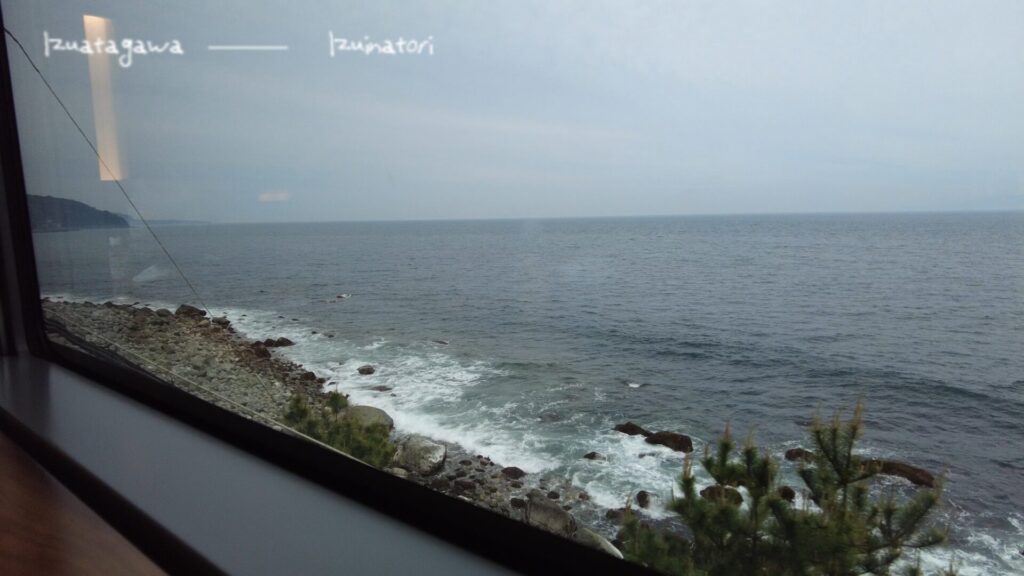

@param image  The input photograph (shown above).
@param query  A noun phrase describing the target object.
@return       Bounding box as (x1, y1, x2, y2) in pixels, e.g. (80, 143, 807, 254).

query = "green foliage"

(282, 392, 395, 469)
(621, 403, 952, 576)
(620, 506, 694, 574)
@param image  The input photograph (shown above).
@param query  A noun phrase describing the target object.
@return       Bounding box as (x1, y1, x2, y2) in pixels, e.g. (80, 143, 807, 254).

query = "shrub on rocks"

(283, 393, 395, 469)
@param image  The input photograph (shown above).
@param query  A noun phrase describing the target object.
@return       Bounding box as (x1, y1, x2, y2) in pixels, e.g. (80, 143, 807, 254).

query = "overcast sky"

(5, 1, 1024, 222)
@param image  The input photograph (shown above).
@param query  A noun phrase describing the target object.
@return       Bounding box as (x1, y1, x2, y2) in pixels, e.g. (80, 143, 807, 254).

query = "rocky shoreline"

(41, 298, 623, 557)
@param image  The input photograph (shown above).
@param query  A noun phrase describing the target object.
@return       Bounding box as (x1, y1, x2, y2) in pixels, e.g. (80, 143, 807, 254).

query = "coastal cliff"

(28, 195, 128, 232)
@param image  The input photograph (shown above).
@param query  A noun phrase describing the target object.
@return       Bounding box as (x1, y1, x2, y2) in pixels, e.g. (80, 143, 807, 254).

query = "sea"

(33, 212, 1024, 574)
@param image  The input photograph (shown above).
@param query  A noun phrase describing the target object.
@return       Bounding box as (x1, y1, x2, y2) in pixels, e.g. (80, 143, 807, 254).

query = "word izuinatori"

(329, 31, 434, 57)
(43, 31, 184, 68)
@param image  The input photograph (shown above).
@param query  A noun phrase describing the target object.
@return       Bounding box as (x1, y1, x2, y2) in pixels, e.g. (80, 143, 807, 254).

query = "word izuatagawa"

(43, 31, 184, 68)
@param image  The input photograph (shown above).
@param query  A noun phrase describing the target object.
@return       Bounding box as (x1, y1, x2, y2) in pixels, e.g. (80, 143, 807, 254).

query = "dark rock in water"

(614, 421, 652, 437)
(778, 486, 796, 502)
(264, 337, 294, 348)
(645, 431, 693, 453)
(700, 485, 743, 505)
(636, 490, 652, 508)
(501, 466, 527, 480)
(357, 364, 376, 375)
(867, 459, 936, 487)
(175, 304, 206, 318)
(370, 385, 393, 392)
(155, 308, 172, 317)
(605, 508, 625, 524)
(583, 451, 605, 460)
(547, 491, 560, 500)
(212, 316, 230, 327)
(785, 448, 814, 462)
(638, 452, 659, 459)
(432, 339, 449, 345)
(300, 371, 317, 381)
(510, 497, 526, 509)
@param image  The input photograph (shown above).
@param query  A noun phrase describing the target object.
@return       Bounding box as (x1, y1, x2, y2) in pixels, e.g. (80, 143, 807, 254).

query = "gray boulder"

(525, 489, 576, 537)
(342, 405, 394, 431)
(357, 364, 376, 375)
(573, 527, 625, 559)
(393, 435, 447, 476)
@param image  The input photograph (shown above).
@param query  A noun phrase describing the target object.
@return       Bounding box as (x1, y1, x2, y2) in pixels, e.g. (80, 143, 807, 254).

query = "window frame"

(0, 5, 655, 574)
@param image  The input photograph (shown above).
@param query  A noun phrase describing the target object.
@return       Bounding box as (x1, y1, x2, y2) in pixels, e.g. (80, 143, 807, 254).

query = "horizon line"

(199, 207, 1024, 226)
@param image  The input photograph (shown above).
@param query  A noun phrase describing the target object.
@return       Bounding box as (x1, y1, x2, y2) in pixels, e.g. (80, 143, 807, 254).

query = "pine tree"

(621, 403, 953, 576)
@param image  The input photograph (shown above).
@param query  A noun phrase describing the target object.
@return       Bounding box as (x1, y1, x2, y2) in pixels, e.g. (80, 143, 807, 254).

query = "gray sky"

(6, 0, 1024, 222)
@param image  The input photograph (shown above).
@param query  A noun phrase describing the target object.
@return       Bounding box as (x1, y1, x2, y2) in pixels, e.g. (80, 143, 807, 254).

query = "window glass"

(4, 1, 1023, 573)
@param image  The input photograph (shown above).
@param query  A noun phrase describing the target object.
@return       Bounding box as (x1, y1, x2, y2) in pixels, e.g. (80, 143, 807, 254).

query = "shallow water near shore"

(34, 212, 1024, 574)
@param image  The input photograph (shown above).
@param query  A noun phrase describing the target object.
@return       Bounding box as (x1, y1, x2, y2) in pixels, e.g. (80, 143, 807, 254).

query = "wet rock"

(638, 452, 659, 459)
(525, 490, 576, 537)
(342, 405, 394, 431)
(547, 491, 560, 500)
(393, 435, 446, 476)
(501, 466, 527, 480)
(155, 308, 172, 317)
(357, 364, 376, 375)
(583, 451, 605, 460)
(700, 485, 743, 506)
(510, 497, 526, 509)
(636, 490, 652, 509)
(868, 459, 936, 487)
(459, 459, 472, 466)
(300, 371, 317, 381)
(645, 431, 693, 453)
(212, 316, 230, 327)
(573, 527, 624, 560)
(175, 304, 206, 318)
(614, 421, 652, 437)
(252, 344, 271, 359)
(605, 508, 626, 524)
(264, 337, 294, 348)
(432, 339, 449, 345)
(785, 447, 814, 462)
(778, 486, 796, 502)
